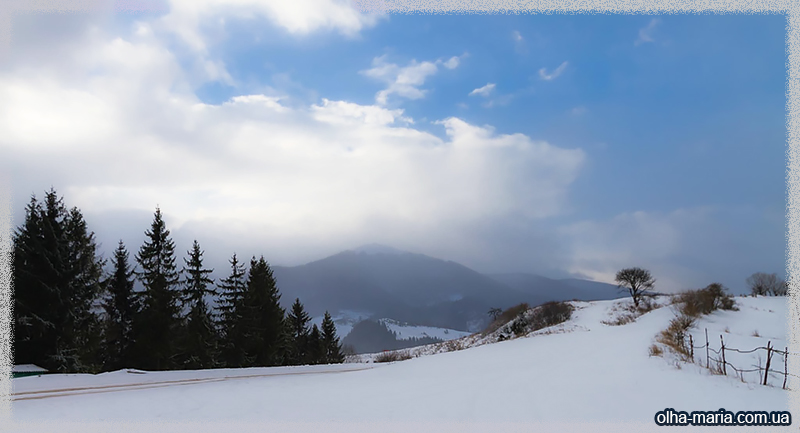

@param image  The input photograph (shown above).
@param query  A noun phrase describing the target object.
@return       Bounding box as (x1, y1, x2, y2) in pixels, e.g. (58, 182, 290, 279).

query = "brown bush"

(529, 301, 574, 330)
(375, 350, 412, 363)
(657, 314, 695, 361)
(483, 303, 529, 335)
(676, 283, 737, 317)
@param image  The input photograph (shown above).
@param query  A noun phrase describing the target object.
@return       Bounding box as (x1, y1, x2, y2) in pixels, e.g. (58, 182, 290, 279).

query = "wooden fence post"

(763, 341, 773, 386)
(689, 334, 694, 361)
(720, 335, 727, 375)
(783, 347, 788, 390)
(705, 328, 709, 369)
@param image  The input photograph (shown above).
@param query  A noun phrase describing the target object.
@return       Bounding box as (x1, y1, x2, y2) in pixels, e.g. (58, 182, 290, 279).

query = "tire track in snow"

(13, 365, 376, 401)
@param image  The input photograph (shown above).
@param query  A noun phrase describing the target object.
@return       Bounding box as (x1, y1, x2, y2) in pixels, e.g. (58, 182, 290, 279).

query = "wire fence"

(686, 329, 799, 389)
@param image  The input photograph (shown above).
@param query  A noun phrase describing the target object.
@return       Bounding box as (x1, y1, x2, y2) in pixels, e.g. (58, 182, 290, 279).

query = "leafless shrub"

(747, 272, 787, 296)
(675, 283, 737, 317)
(752, 330, 760, 338)
(530, 301, 574, 329)
(657, 314, 695, 361)
(483, 303, 529, 335)
(375, 350, 412, 363)
(443, 338, 464, 352)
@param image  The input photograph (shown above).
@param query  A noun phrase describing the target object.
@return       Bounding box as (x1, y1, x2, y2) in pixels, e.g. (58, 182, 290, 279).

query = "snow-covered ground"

(309, 310, 371, 339)
(378, 318, 472, 341)
(8, 296, 794, 432)
(309, 311, 471, 342)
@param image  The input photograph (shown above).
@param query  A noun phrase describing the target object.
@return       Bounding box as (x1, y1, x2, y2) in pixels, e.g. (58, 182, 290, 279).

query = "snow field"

(8, 296, 793, 433)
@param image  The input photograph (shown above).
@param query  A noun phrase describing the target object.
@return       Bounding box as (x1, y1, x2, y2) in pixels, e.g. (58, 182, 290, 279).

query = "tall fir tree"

(217, 253, 249, 368)
(63, 206, 106, 372)
(101, 240, 139, 371)
(305, 324, 323, 365)
(13, 195, 55, 369)
(320, 311, 344, 364)
(286, 298, 311, 365)
(240, 256, 286, 367)
(133, 207, 182, 370)
(12, 189, 104, 372)
(178, 240, 219, 369)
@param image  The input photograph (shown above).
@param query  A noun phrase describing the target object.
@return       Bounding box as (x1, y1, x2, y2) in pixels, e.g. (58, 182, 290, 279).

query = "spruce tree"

(133, 207, 182, 370)
(101, 240, 139, 371)
(240, 256, 286, 367)
(306, 324, 323, 365)
(13, 195, 57, 369)
(217, 253, 249, 367)
(320, 311, 344, 364)
(286, 298, 311, 365)
(178, 240, 219, 369)
(12, 189, 104, 372)
(63, 206, 105, 372)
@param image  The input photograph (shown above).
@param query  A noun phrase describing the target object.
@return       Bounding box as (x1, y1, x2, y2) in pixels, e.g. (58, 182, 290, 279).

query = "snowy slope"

(307, 312, 471, 342)
(308, 310, 372, 339)
(378, 318, 472, 341)
(9, 296, 793, 431)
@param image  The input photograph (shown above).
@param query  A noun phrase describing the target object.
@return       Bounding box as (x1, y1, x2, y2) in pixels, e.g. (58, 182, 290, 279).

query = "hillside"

(272, 245, 624, 332)
(11, 295, 791, 431)
(272, 246, 529, 331)
(339, 318, 471, 353)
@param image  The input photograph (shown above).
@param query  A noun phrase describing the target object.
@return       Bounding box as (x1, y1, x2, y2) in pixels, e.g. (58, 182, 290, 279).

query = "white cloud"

(635, 18, 660, 46)
(441, 56, 460, 70)
(311, 98, 412, 126)
(361, 55, 461, 105)
(158, 0, 382, 53)
(513, 30, 523, 42)
(469, 83, 495, 97)
(0, 27, 585, 268)
(538, 61, 568, 81)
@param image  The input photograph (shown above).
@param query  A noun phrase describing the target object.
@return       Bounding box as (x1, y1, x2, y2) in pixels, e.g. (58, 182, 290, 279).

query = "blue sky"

(186, 12, 786, 218)
(0, 5, 787, 292)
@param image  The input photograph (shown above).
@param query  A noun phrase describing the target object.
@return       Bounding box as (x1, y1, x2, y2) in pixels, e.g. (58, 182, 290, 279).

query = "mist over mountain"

(487, 273, 623, 306)
(272, 245, 523, 331)
(272, 244, 624, 333)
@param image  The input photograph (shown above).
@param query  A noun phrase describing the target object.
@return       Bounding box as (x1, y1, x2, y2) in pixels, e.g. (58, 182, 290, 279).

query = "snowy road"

(12, 364, 376, 401)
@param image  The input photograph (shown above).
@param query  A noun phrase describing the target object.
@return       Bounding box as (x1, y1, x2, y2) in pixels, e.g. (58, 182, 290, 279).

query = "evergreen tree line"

(13, 188, 343, 373)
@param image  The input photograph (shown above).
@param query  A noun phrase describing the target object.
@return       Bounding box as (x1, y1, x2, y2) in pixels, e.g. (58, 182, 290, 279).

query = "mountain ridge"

(271, 244, 624, 334)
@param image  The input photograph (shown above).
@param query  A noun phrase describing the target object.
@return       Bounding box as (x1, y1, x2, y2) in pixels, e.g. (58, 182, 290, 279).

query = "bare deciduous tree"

(746, 272, 786, 296)
(615, 267, 655, 307)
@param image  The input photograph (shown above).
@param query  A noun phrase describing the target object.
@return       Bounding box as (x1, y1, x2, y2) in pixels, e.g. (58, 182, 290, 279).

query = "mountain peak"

(350, 243, 408, 255)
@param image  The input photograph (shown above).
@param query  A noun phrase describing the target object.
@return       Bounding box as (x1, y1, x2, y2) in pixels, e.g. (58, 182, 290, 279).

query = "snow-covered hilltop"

(11, 295, 792, 429)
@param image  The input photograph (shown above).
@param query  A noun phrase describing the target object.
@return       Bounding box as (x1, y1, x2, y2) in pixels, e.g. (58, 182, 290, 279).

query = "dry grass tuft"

(657, 314, 695, 361)
(375, 350, 412, 363)
(649, 344, 664, 357)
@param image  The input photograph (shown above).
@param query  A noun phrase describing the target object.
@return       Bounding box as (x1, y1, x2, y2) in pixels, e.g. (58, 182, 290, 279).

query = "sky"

(0, 3, 788, 293)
